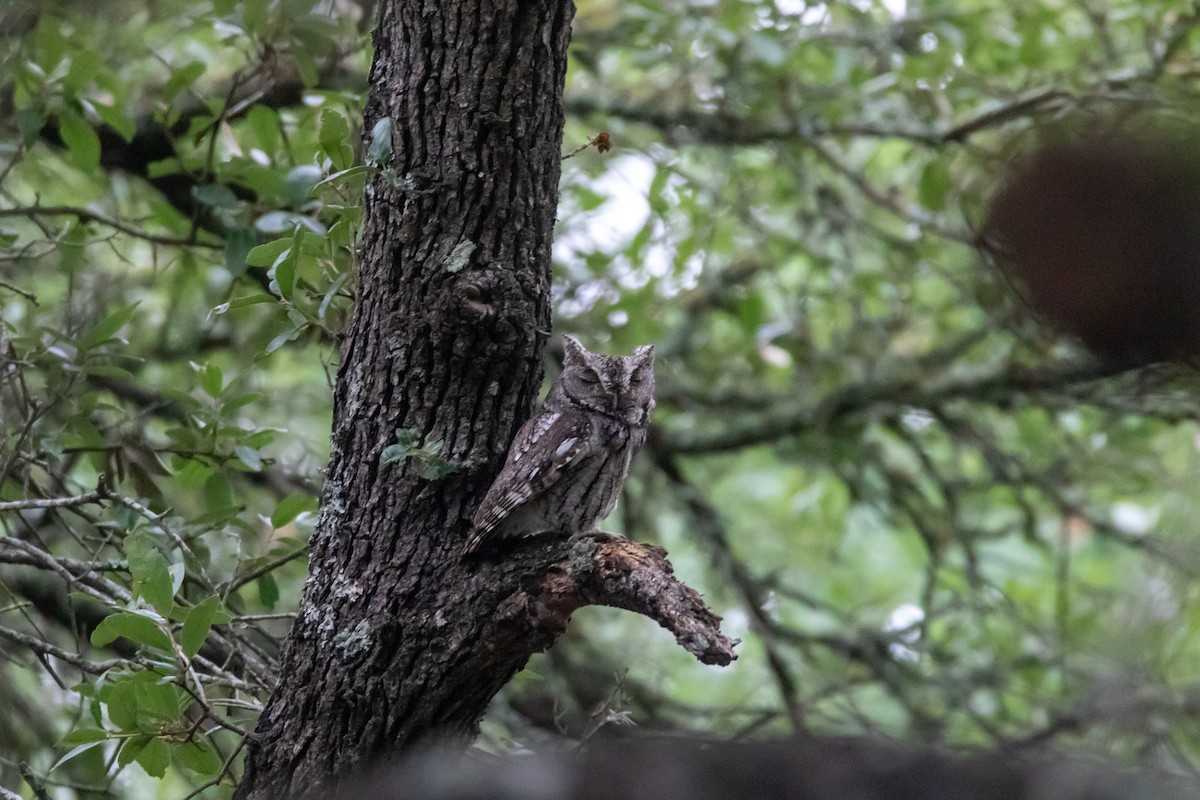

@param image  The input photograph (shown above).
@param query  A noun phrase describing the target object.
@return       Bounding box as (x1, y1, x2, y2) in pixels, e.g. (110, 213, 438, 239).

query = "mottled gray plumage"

(462, 336, 655, 556)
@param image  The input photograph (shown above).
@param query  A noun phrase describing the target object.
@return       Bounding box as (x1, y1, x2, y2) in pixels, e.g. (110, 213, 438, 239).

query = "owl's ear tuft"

(562, 335, 588, 366)
(632, 344, 655, 371)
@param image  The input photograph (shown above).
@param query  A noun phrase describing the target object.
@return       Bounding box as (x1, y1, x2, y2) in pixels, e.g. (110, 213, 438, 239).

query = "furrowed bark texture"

(235, 2, 734, 797)
(234, 1, 573, 796)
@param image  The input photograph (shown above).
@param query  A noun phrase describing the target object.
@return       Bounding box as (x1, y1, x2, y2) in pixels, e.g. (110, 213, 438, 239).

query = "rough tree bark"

(234, 2, 735, 798)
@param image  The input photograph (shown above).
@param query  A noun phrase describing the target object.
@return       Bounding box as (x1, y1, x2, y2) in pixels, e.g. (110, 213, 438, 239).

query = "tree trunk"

(235, 2, 734, 797)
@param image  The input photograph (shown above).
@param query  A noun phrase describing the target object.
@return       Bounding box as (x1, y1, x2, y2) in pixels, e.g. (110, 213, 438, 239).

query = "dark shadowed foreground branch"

(338, 736, 1200, 800)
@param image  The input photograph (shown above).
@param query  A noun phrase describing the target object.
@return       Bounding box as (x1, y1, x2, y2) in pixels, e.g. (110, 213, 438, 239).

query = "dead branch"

(497, 534, 738, 667)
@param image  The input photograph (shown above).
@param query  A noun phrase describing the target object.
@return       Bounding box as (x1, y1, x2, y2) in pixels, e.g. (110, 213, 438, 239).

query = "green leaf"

(235, 444, 262, 471)
(146, 158, 183, 179)
(627, 221, 652, 260)
(90, 697, 104, 728)
(294, 49, 321, 86)
(380, 429, 458, 478)
(225, 227, 256, 276)
(163, 61, 206, 102)
(79, 302, 139, 350)
(203, 472, 235, 513)
(125, 531, 175, 616)
(246, 104, 280, 152)
(136, 737, 171, 778)
(318, 272, 351, 320)
(15, 105, 44, 147)
(380, 443, 409, 465)
(244, 238, 292, 268)
(257, 210, 325, 235)
(257, 573, 280, 609)
(418, 459, 458, 480)
(242, 0, 270, 35)
(60, 727, 107, 745)
(174, 459, 212, 490)
(191, 183, 241, 209)
(51, 739, 107, 773)
(106, 680, 139, 731)
(59, 110, 101, 172)
(319, 108, 355, 171)
(174, 739, 223, 775)
(918, 159, 951, 212)
(91, 611, 172, 652)
(366, 116, 392, 166)
(199, 362, 224, 397)
(170, 561, 186, 594)
(271, 494, 318, 527)
(135, 680, 183, 724)
(93, 101, 136, 142)
(268, 243, 298, 301)
(648, 165, 670, 215)
(265, 324, 304, 354)
(211, 294, 276, 317)
(181, 595, 222, 658)
(117, 733, 151, 769)
(284, 164, 323, 206)
(221, 390, 266, 412)
(314, 165, 370, 189)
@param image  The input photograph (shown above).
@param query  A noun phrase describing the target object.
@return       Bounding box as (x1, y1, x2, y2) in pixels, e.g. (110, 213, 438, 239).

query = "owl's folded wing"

(463, 411, 597, 554)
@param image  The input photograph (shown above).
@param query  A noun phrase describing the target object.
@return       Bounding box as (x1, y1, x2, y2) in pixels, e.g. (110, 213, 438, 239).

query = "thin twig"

(0, 536, 121, 606)
(0, 206, 221, 249)
(233, 612, 296, 622)
(18, 762, 50, 800)
(0, 279, 37, 303)
(0, 624, 121, 674)
(0, 487, 106, 512)
(224, 545, 307, 594)
(562, 131, 613, 160)
(941, 87, 1071, 143)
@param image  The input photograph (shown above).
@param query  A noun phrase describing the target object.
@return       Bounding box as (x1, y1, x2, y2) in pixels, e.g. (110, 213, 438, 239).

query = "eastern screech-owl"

(462, 335, 655, 556)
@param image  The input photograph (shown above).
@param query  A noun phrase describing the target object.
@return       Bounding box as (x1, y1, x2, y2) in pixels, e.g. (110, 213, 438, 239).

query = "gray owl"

(462, 335, 655, 556)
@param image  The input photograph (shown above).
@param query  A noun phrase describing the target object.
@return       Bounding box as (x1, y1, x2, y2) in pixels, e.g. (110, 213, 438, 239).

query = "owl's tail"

(459, 525, 491, 559)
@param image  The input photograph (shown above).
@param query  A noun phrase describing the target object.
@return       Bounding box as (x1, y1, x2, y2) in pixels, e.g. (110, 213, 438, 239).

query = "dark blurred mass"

(335, 737, 1200, 800)
(984, 129, 1200, 366)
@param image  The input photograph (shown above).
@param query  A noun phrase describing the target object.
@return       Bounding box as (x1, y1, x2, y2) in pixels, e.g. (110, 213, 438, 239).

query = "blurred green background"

(4, 0, 1200, 796)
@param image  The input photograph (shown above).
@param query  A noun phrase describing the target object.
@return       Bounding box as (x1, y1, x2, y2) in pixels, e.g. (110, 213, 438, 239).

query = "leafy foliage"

(3, 0, 1200, 796)
(380, 429, 459, 480)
